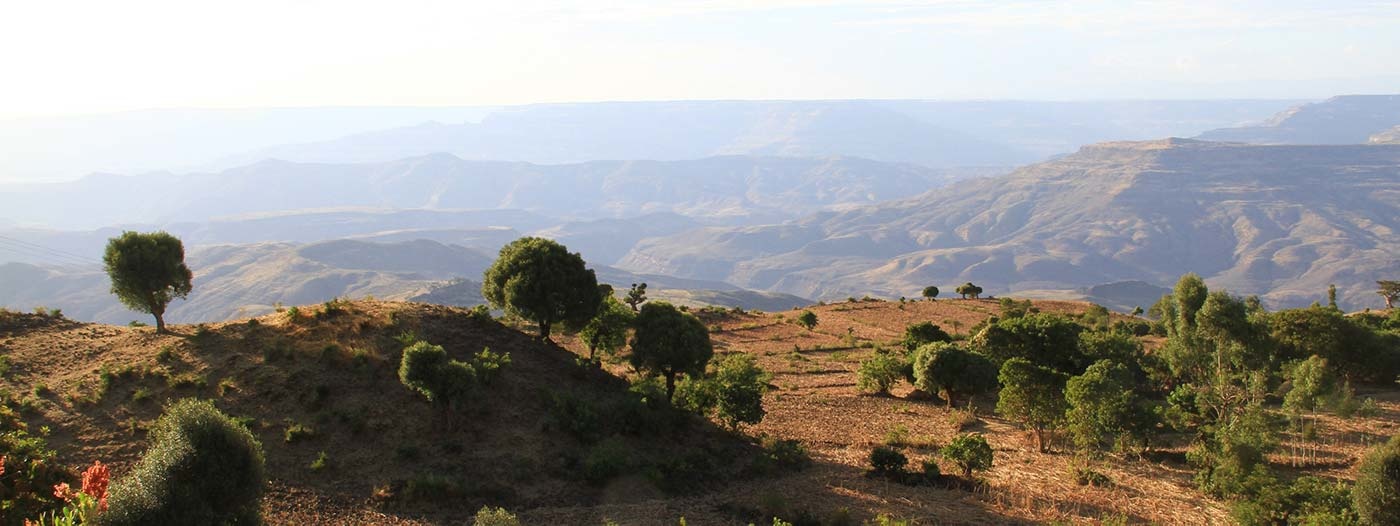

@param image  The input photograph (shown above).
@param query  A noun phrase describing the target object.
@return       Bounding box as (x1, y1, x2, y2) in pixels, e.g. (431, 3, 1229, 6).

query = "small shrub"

(921, 458, 942, 479)
(474, 506, 522, 526)
(947, 404, 980, 432)
(284, 422, 315, 443)
(131, 388, 152, 403)
(284, 305, 301, 322)
(884, 425, 911, 447)
(942, 433, 993, 478)
(102, 399, 264, 525)
(155, 346, 174, 362)
(1356, 397, 1381, 418)
(857, 351, 906, 395)
(583, 437, 631, 485)
(1072, 466, 1113, 487)
(869, 446, 907, 475)
(760, 437, 812, 471)
(309, 451, 329, 471)
(1353, 435, 1400, 525)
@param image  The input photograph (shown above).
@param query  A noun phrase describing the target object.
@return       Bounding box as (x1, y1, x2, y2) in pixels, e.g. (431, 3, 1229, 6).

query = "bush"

(1353, 435, 1400, 525)
(474, 506, 521, 526)
(583, 437, 632, 485)
(796, 310, 817, 330)
(920, 458, 941, 479)
(759, 437, 812, 471)
(856, 351, 906, 395)
(711, 354, 770, 430)
(901, 322, 951, 352)
(942, 433, 993, 478)
(869, 446, 907, 475)
(101, 399, 264, 525)
(1232, 476, 1356, 526)
(911, 343, 998, 407)
(1072, 467, 1112, 487)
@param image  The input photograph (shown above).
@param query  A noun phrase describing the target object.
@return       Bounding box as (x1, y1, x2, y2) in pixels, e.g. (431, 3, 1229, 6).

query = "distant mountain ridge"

(618, 139, 1400, 309)
(1197, 95, 1400, 144)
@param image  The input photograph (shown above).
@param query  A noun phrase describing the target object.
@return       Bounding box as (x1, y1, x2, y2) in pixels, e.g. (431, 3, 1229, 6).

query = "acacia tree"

(911, 342, 998, 407)
(102, 231, 194, 334)
(579, 296, 634, 361)
(625, 282, 648, 312)
(630, 302, 714, 400)
(997, 358, 1069, 453)
(1378, 280, 1399, 309)
(922, 286, 939, 301)
(955, 282, 983, 299)
(796, 310, 818, 330)
(481, 237, 601, 341)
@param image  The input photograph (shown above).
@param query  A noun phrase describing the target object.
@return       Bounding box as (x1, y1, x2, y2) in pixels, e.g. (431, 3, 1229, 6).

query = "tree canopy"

(629, 301, 714, 400)
(921, 286, 939, 300)
(481, 237, 601, 340)
(955, 282, 983, 299)
(579, 296, 635, 361)
(997, 358, 1069, 453)
(911, 342, 997, 407)
(102, 231, 193, 333)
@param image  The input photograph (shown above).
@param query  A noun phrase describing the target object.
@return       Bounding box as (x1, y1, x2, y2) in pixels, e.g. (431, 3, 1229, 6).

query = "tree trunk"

(1034, 428, 1046, 453)
(665, 372, 677, 401)
(154, 312, 166, 334)
(538, 319, 552, 341)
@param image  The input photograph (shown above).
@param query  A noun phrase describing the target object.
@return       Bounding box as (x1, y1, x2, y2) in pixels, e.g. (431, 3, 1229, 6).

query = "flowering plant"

(26, 461, 109, 526)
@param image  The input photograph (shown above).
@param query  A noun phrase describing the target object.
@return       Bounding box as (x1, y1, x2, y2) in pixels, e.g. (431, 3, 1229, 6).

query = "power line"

(0, 235, 100, 265)
(0, 241, 94, 267)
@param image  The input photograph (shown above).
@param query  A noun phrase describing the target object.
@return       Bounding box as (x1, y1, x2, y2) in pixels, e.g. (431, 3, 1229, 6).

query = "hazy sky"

(3, 0, 1399, 118)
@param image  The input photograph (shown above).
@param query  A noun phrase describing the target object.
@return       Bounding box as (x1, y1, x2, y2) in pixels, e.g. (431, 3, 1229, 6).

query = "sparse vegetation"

(481, 236, 602, 340)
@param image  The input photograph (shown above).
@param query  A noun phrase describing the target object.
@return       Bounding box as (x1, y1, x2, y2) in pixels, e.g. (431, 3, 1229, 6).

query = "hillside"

(10, 297, 1396, 525)
(1197, 94, 1400, 144)
(0, 238, 810, 325)
(618, 139, 1400, 309)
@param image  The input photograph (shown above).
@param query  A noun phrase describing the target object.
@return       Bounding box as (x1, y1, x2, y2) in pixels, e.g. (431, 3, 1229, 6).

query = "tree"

(398, 341, 506, 428)
(1065, 360, 1140, 452)
(1379, 280, 1400, 310)
(711, 353, 771, 430)
(911, 343, 998, 407)
(579, 296, 634, 361)
(630, 302, 714, 401)
(1353, 435, 1400, 525)
(102, 400, 264, 525)
(102, 231, 193, 333)
(955, 282, 983, 299)
(1130, 306, 1144, 317)
(921, 286, 939, 301)
(942, 433, 993, 477)
(902, 321, 952, 352)
(971, 313, 1086, 374)
(481, 237, 601, 341)
(857, 351, 907, 395)
(625, 282, 648, 312)
(1327, 284, 1339, 310)
(796, 309, 818, 330)
(996, 358, 1069, 453)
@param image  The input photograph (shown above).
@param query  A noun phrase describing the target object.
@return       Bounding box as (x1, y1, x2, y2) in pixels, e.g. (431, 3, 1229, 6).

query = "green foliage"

(910, 342, 997, 406)
(0, 406, 69, 524)
(901, 321, 951, 352)
(998, 297, 1038, 319)
(102, 231, 193, 332)
(309, 451, 329, 471)
(1378, 280, 1399, 309)
(1353, 435, 1400, 525)
(1232, 476, 1357, 526)
(996, 358, 1069, 453)
(283, 422, 314, 443)
(398, 341, 510, 417)
(624, 282, 648, 312)
(629, 302, 714, 400)
(759, 437, 812, 472)
(474, 506, 522, 526)
(1284, 355, 1337, 414)
(1272, 305, 1398, 382)
(481, 236, 602, 340)
(921, 286, 939, 300)
(711, 354, 771, 430)
(1190, 404, 1282, 498)
(796, 310, 818, 330)
(1065, 360, 1145, 453)
(868, 446, 907, 474)
(942, 433, 993, 477)
(102, 399, 264, 525)
(954, 282, 983, 299)
(1072, 466, 1112, 487)
(856, 350, 906, 395)
(579, 296, 634, 360)
(972, 313, 1086, 374)
(583, 436, 633, 485)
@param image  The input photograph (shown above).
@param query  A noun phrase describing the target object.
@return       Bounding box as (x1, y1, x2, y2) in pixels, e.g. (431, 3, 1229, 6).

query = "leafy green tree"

(1327, 284, 1339, 310)
(1065, 360, 1140, 452)
(1130, 306, 1144, 317)
(625, 282, 648, 312)
(102, 400, 264, 525)
(901, 321, 952, 352)
(921, 286, 939, 301)
(102, 231, 193, 333)
(869, 446, 908, 475)
(955, 282, 983, 299)
(1353, 435, 1400, 525)
(857, 350, 907, 395)
(711, 353, 771, 430)
(1378, 280, 1399, 310)
(481, 237, 601, 341)
(1271, 305, 1384, 381)
(996, 358, 1069, 453)
(942, 433, 993, 477)
(579, 296, 634, 361)
(971, 313, 1085, 373)
(629, 302, 714, 401)
(796, 309, 818, 330)
(911, 343, 998, 407)
(1283, 355, 1337, 415)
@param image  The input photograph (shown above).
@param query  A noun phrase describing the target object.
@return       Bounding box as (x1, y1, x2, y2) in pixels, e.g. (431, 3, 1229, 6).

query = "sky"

(2, 0, 1399, 118)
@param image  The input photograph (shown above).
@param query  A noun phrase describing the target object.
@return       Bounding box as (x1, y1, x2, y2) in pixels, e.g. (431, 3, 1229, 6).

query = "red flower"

(81, 460, 111, 511)
(53, 482, 74, 501)
(0, 455, 6, 477)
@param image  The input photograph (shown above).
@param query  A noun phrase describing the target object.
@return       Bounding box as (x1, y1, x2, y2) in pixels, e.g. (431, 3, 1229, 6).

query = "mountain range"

(617, 139, 1400, 310)
(1197, 94, 1400, 145)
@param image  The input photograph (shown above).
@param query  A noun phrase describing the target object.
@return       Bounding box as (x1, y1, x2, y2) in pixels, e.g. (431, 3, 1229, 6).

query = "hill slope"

(618, 139, 1400, 309)
(1197, 94, 1400, 144)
